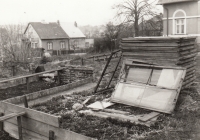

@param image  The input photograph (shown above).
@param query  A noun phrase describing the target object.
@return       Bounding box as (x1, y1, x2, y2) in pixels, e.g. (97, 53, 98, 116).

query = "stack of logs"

(59, 66, 93, 84)
(120, 36, 197, 88)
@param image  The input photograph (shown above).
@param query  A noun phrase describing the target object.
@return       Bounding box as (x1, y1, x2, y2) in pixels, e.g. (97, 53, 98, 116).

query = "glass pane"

(181, 19, 184, 24)
(156, 69, 183, 89)
(126, 68, 152, 83)
(181, 25, 184, 33)
(176, 25, 179, 34)
(149, 69, 162, 85)
(112, 83, 145, 105)
(139, 87, 177, 112)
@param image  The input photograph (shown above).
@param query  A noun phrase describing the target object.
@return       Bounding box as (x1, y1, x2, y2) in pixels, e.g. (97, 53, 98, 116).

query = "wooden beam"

(0, 112, 25, 122)
(0, 68, 64, 84)
(138, 112, 160, 122)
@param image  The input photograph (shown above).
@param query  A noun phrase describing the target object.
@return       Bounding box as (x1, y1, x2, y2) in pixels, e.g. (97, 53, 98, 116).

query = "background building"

(158, 0, 200, 49)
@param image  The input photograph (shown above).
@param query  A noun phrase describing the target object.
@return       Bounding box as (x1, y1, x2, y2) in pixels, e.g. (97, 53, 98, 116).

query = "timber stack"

(120, 36, 197, 88)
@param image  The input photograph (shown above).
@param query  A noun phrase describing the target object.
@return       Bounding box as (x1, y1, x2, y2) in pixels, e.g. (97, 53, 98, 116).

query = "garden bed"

(31, 89, 161, 140)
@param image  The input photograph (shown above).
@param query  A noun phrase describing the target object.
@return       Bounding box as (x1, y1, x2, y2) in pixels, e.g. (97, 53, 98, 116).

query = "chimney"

(57, 20, 60, 25)
(74, 21, 78, 27)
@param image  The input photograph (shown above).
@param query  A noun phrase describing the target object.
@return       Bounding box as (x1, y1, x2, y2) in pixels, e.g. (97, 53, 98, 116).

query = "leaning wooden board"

(0, 101, 96, 140)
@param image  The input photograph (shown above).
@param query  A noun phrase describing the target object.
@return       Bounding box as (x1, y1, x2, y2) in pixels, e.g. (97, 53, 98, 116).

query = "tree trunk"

(134, 18, 139, 37)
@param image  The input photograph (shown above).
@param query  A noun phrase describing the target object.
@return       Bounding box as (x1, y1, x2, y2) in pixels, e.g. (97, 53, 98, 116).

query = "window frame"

(173, 9, 186, 35)
(60, 41, 65, 49)
(47, 42, 53, 50)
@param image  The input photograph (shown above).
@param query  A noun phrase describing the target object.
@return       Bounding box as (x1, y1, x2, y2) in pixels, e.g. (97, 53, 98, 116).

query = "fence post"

(23, 96, 28, 108)
(49, 130, 55, 140)
(0, 113, 3, 131)
(17, 116, 23, 140)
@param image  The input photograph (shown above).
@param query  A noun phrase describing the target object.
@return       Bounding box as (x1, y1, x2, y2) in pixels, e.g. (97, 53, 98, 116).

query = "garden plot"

(29, 89, 161, 140)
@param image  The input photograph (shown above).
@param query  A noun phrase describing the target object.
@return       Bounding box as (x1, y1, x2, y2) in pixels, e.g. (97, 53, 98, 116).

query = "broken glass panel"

(111, 62, 186, 114)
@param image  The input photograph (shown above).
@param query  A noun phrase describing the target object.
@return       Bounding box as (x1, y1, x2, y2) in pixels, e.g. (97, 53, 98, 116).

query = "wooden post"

(26, 77, 30, 93)
(0, 113, 3, 131)
(57, 70, 61, 85)
(49, 130, 55, 140)
(23, 96, 28, 108)
(17, 116, 23, 140)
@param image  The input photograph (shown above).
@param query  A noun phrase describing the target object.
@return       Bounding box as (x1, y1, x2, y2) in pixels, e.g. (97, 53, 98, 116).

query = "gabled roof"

(24, 22, 69, 40)
(59, 22, 86, 38)
(157, 0, 198, 4)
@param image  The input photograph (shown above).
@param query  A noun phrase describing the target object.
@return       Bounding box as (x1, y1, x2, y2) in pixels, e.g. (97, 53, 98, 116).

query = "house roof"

(24, 22, 69, 39)
(157, 0, 198, 4)
(59, 22, 86, 38)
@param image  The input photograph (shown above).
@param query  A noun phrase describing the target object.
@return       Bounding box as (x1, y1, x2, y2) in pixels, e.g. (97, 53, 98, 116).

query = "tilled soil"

(0, 80, 59, 101)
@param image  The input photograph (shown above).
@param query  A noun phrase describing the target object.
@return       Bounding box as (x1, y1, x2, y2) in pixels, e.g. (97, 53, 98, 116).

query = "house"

(158, 0, 200, 48)
(59, 22, 86, 51)
(24, 22, 69, 55)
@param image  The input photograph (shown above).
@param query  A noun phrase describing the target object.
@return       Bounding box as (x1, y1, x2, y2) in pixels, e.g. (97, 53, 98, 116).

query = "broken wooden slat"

(0, 101, 60, 127)
(138, 112, 160, 122)
(102, 109, 130, 115)
(0, 112, 25, 122)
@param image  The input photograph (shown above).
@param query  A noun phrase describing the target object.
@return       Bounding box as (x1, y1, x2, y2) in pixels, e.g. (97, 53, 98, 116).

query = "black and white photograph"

(0, 0, 200, 139)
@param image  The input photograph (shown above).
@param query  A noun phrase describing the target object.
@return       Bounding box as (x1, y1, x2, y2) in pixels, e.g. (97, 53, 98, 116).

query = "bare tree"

(0, 24, 39, 76)
(114, 0, 159, 37)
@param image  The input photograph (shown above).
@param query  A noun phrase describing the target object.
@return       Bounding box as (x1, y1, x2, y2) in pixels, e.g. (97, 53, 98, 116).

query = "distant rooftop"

(157, 0, 198, 4)
(59, 22, 86, 38)
(25, 22, 69, 40)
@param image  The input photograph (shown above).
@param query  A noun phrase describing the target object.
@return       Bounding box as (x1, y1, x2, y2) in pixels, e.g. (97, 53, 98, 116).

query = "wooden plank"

(0, 101, 60, 127)
(0, 68, 64, 84)
(138, 112, 160, 122)
(103, 109, 130, 115)
(4, 121, 48, 140)
(120, 42, 178, 47)
(120, 46, 178, 51)
(123, 52, 179, 57)
(4, 110, 96, 140)
(0, 112, 25, 122)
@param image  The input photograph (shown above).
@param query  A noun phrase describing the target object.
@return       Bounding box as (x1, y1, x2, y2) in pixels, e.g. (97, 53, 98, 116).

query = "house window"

(173, 9, 186, 35)
(175, 19, 185, 34)
(60, 41, 65, 49)
(47, 42, 53, 50)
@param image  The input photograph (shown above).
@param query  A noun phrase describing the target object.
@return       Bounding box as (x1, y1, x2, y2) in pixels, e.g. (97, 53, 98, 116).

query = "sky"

(0, 0, 163, 26)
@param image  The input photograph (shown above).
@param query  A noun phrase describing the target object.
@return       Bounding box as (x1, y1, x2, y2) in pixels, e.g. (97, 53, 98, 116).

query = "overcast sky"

(0, 0, 163, 26)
